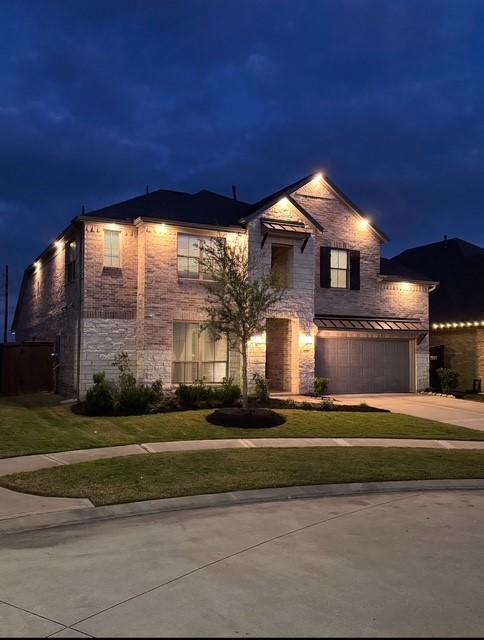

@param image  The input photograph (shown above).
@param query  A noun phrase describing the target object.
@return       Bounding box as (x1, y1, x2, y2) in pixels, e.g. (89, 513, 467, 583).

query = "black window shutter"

(320, 247, 331, 288)
(349, 250, 360, 290)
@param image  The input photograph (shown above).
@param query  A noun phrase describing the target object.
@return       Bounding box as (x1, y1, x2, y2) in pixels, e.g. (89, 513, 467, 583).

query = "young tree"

(197, 236, 282, 408)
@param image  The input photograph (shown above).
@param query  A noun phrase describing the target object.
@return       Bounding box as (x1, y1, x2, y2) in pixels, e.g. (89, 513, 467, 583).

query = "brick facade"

(430, 328, 484, 391)
(14, 174, 432, 398)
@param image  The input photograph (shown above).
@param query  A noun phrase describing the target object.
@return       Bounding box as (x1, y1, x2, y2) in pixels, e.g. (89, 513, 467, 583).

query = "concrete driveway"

(1, 489, 484, 637)
(334, 393, 484, 431)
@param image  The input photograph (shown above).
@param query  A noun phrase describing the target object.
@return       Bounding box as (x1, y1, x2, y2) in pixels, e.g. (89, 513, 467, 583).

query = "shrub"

(437, 368, 460, 395)
(151, 379, 164, 402)
(320, 398, 335, 411)
(299, 401, 316, 411)
(252, 372, 270, 402)
(85, 372, 115, 416)
(175, 378, 213, 408)
(216, 377, 242, 406)
(314, 377, 330, 398)
(113, 352, 157, 415)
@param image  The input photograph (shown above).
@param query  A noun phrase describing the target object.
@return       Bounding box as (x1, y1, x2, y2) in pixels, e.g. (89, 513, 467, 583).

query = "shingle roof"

(393, 238, 484, 322)
(379, 257, 432, 282)
(85, 188, 252, 228)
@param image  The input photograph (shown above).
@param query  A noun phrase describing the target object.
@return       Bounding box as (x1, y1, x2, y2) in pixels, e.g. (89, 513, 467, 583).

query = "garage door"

(315, 338, 411, 394)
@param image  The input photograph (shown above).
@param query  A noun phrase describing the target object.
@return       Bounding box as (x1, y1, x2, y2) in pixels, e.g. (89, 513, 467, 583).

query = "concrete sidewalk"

(2, 436, 484, 478)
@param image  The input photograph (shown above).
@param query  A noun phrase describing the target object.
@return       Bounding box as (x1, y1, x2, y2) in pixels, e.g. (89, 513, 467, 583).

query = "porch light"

(300, 334, 314, 348)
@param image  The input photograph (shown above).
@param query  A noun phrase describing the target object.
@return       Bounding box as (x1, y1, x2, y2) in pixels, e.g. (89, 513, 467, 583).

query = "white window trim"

(103, 229, 121, 268)
(177, 232, 219, 281)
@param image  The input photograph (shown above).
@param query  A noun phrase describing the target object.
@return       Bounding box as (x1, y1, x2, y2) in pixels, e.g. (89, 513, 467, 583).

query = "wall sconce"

(299, 334, 314, 349)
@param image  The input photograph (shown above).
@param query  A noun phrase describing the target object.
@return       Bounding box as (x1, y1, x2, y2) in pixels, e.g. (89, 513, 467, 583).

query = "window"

(104, 230, 121, 267)
(330, 249, 349, 288)
(177, 234, 216, 279)
(271, 244, 293, 288)
(172, 322, 228, 383)
(66, 240, 77, 283)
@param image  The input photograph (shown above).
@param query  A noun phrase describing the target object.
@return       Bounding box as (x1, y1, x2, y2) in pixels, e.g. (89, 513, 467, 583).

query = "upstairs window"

(177, 234, 216, 279)
(172, 322, 228, 383)
(66, 240, 77, 283)
(271, 244, 293, 288)
(104, 229, 121, 267)
(330, 249, 349, 289)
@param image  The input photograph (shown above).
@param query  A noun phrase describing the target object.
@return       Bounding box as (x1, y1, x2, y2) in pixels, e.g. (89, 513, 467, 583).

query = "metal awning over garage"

(315, 315, 427, 332)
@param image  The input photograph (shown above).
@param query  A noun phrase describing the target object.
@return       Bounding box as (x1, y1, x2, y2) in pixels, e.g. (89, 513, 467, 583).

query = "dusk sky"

(1, 0, 484, 330)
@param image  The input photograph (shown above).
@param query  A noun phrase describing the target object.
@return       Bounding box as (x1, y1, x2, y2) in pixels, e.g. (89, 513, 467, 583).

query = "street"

(1, 489, 483, 637)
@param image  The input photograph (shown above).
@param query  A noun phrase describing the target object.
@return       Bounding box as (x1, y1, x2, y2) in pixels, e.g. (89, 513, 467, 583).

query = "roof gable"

(241, 172, 388, 242)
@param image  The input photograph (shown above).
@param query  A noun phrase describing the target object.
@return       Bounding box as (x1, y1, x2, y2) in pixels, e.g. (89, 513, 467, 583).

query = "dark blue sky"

(1, 0, 484, 328)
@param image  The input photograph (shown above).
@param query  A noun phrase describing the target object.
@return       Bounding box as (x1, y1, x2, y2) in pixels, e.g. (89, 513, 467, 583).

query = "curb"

(1, 478, 484, 535)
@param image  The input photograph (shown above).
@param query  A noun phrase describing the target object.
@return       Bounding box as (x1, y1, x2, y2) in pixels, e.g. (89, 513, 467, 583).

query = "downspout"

(76, 223, 84, 400)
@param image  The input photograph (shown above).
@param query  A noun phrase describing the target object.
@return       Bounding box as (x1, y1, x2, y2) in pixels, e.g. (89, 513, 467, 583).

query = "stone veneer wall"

(430, 328, 484, 391)
(247, 196, 316, 394)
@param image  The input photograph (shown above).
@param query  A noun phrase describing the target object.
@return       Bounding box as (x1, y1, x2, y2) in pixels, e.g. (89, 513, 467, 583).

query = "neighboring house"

(13, 173, 436, 398)
(393, 237, 484, 392)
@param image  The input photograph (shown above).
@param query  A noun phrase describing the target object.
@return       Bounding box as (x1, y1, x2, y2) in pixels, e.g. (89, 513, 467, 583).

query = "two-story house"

(12, 172, 436, 398)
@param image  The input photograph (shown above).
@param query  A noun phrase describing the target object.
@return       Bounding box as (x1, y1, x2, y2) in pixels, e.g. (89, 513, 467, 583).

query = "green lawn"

(3, 447, 484, 505)
(2, 393, 484, 459)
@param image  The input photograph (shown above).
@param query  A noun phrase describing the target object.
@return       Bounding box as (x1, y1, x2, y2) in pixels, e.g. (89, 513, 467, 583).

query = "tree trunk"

(241, 340, 248, 409)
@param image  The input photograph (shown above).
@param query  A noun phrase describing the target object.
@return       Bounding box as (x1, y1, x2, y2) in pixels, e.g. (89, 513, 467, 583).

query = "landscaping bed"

(3, 447, 484, 506)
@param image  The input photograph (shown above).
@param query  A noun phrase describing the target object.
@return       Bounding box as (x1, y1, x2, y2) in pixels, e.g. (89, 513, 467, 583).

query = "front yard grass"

(2, 393, 484, 459)
(2, 447, 484, 505)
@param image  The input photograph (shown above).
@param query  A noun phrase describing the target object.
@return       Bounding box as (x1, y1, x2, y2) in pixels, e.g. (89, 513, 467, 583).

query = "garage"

(315, 337, 412, 394)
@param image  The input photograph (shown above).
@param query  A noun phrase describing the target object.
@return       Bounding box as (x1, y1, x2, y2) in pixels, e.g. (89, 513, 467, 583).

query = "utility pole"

(3, 265, 8, 343)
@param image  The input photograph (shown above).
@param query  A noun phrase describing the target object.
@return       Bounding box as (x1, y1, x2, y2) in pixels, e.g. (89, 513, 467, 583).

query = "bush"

(320, 398, 335, 411)
(314, 377, 330, 398)
(299, 401, 316, 411)
(216, 377, 242, 406)
(151, 379, 164, 402)
(118, 384, 156, 415)
(175, 378, 213, 408)
(252, 372, 270, 402)
(85, 372, 115, 416)
(437, 368, 460, 395)
(206, 408, 286, 429)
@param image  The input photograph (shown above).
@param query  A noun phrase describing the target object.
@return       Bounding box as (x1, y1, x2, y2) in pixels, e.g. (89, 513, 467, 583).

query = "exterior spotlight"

(277, 197, 289, 206)
(359, 218, 370, 229)
(312, 172, 323, 181)
(54, 240, 63, 249)
(400, 282, 411, 291)
(34, 261, 40, 269)
(158, 223, 167, 234)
